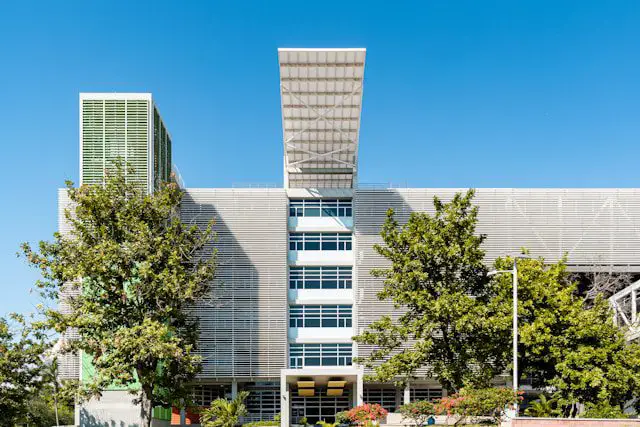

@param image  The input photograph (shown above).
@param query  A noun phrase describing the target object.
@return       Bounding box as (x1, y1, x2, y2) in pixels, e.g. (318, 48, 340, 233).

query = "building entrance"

(291, 388, 351, 424)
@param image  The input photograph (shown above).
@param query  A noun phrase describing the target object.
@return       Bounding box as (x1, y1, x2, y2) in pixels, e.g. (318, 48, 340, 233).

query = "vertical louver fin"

(79, 93, 172, 192)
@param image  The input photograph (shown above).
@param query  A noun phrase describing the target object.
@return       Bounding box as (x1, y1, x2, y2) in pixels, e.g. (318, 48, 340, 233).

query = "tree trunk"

(140, 387, 154, 427)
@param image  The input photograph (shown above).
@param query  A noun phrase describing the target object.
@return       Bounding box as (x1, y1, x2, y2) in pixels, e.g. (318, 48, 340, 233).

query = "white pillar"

(281, 375, 289, 427)
(395, 387, 403, 410)
(403, 384, 410, 405)
(232, 380, 238, 399)
(356, 373, 364, 405)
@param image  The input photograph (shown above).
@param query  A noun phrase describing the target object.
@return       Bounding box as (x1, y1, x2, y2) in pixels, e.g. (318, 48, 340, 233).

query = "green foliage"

(335, 410, 350, 424)
(398, 400, 435, 426)
(20, 384, 75, 427)
(299, 416, 308, 426)
(346, 403, 388, 426)
(316, 421, 339, 427)
(490, 256, 640, 415)
(242, 413, 280, 427)
(0, 313, 50, 425)
(201, 391, 249, 427)
(523, 394, 560, 418)
(582, 401, 628, 419)
(353, 190, 506, 392)
(436, 387, 521, 426)
(21, 161, 217, 427)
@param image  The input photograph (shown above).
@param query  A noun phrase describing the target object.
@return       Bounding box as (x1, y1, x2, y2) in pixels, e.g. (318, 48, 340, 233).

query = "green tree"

(523, 394, 560, 418)
(353, 190, 506, 393)
(0, 314, 50, 426)
(398, 400, 435, 427)
(436, 387, 521, 426)
(200, 391, 249, 427)
(490, 256, 640, 416)
(21, 162, 217, 427)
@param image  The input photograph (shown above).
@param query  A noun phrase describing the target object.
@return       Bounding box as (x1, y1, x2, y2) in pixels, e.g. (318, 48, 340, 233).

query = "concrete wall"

(511, 418, 640, 427)
(79, 390, 140, 426)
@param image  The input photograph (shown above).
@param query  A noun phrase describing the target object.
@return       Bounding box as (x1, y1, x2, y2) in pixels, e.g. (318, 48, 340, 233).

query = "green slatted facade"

(80, 95, 172, 192)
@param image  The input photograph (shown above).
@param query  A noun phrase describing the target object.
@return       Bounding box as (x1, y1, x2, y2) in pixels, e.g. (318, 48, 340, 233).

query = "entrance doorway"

(291, 388, 351, 424)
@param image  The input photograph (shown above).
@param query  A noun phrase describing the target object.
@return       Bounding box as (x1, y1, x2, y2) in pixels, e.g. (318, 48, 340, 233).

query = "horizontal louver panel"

(181, 189, 288, 379)
(355, 188, 640, 377)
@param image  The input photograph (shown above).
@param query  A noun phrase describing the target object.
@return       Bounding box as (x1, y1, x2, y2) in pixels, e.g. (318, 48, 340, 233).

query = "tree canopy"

(355, 189, 640, 415)
(22, 162, 217, 426)
(491, 256, 640, 415)
(353, 190, 506, 392)
(0, 314, 50, 426)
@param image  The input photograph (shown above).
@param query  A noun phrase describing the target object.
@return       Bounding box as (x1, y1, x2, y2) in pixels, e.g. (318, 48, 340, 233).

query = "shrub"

(335, 410, 350, 425)
(242, 412, 280, 427)
(346, 403, 389, 427)
(243, 419, 280, 427)
(524, 394, 560, 418)
(582, 402, 628, 419)
(201, 391, 249, 427)
(435, 387, 522, 426)
(398, 400, 435, 426)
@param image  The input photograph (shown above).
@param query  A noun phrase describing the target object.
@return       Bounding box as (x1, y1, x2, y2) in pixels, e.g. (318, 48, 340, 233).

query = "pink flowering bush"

(346, 403, 389, 427)
(398, 400, 435, 426)
(434, 387, 523, 426)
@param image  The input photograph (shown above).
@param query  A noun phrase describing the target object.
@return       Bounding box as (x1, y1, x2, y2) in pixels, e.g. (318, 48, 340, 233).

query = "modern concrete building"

(59, 49, 640, 426)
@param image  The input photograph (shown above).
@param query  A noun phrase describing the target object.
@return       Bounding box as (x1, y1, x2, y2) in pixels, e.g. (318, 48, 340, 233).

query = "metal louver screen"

(181, 189, 288, 379)
(354, 188, 640, 377)
(81, 99, 149, 188)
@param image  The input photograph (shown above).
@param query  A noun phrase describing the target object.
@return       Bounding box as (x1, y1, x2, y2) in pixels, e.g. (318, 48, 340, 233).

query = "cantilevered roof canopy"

(279, 48, 366, 189)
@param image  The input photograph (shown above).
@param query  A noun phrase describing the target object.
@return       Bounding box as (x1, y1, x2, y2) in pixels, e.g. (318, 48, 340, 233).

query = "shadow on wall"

(79, 408, 140, 427)
(181, 189, 288, 380)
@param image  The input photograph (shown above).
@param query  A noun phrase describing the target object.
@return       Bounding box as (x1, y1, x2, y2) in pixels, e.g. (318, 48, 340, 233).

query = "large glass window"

(289, 199, 352, 218)
(289, 233, 352, 251)
(410, 387, 443, 402)
(244, 383, 281, 422)
(363, 388, 398, 410)
(289, 343, 352, 368)
(289, 305, 352, 328)
(289, 266, 352, 289)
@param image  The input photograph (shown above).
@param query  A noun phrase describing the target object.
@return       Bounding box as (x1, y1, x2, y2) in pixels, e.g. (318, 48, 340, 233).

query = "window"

(289, 199, 352, 218)
(289, 233, 352, 251)
(190, 384, 231, 407)
(410, 387, 443, 402)
(291, 390, 351, 424)
(289, 343, 352, 368)
(244, 383, 281, 422)
(289, 266, 352, 289)
(289, 305, 352, 328)
(363, 388, 398, 410)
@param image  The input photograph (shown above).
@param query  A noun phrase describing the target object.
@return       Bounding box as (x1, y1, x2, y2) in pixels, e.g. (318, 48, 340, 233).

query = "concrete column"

(280, 376, 289, 427)
(395, 387, 403, 410)
(403, 384, 410, 405)
(180, 407, 186, 424)
(232, 380, 238, 399)
(356, 373, 364, 405)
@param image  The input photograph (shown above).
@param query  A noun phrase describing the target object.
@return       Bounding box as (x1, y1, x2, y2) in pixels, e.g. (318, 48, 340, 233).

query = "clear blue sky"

(1, 1, 640, 316)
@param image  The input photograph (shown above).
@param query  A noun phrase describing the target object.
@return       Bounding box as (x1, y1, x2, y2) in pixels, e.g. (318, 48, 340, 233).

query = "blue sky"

(1, 1, 640, 316)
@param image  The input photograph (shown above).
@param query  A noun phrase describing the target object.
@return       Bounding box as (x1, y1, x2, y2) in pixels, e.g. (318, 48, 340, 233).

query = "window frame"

(288, 233, 352, 251)
(289, 199, 353, 218)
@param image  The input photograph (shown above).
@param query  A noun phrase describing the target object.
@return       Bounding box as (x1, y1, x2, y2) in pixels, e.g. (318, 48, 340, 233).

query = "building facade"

(60, 49, 640, 426)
